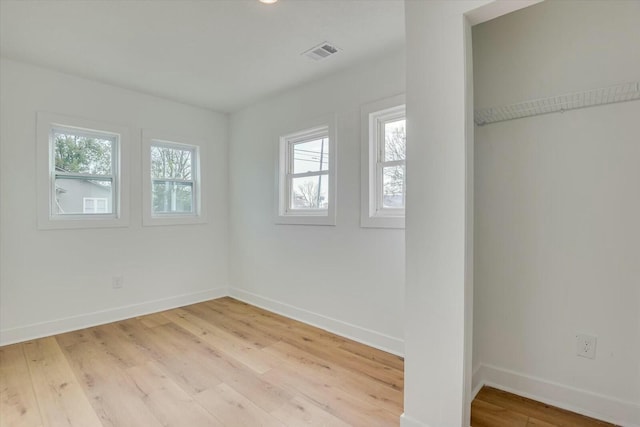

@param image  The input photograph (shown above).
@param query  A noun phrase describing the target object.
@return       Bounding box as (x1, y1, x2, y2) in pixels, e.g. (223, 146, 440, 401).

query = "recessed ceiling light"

(259, 0, 278, 4)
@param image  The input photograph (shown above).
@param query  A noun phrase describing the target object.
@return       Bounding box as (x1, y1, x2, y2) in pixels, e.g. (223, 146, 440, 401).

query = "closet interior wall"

(472, 1, 640, 425)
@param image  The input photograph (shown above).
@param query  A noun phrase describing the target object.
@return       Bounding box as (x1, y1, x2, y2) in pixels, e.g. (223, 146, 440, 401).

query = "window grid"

(277, 117, 336, 226)
(284, 127, 330, 215)
(150, 141, 197, 217)
(49, 126, 118, 219)
(285, 127, 331, 215)
(360, 95, 405, 229)
(374, 109, 406, 216)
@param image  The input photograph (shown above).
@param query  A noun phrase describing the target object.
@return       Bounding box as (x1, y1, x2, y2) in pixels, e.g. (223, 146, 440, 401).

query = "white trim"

(473, 363, 640, 427)
(141, 130, 208, 226)
(465, 0, 544, 26)
(400, 413, 430, 427)
(36, 112, 130, 230)
(229, 288, 404, 356)
(360, 94, 406, 229)
(0, 287, 229, 346)
(276, 115, 337, 226)
(471, 364, 484, 400)
(0, 285, 406, 360)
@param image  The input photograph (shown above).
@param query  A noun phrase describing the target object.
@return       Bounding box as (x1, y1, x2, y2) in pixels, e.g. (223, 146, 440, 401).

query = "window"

(51, 127, 115, 216)
(151, 142, 196, 215)
(83, 198, 108, 214)
(361, 95, 406, 228)
(277, 117, 336, 225)
(142, 131, 206, 226)
(37, 112, 129, 229)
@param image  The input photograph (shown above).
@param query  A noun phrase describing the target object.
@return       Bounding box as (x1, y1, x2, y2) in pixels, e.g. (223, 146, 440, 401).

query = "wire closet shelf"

(474, 81, 640, 126)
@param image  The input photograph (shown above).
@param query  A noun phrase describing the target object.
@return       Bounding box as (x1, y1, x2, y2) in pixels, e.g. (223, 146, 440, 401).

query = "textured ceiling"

(0, 0, 405, 112)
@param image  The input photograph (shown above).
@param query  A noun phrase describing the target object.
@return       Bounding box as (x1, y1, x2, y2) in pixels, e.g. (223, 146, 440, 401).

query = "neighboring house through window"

(361, 94, 406, 228)
(277, 116, 337, 225)
(83, 197, 108, 214)
(52, 127, 115, 215)
(37, 112, 129, 229)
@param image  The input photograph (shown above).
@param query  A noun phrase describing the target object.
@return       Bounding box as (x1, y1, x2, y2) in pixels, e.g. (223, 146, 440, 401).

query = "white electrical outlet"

(112, 275, 124, 289)
(576, 333, 597, 359)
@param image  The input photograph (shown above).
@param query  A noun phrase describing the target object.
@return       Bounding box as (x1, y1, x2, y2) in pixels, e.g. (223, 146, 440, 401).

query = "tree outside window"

(150, 143, 197, 215)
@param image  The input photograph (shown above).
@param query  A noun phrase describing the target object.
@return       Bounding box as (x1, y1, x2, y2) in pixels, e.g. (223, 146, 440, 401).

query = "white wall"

(403, 2, 543, 426)
(0, 58, 229, 344)
(473, 1, 640, 425)
(403, 1, 498, 426)
(228, 50, 406, 355)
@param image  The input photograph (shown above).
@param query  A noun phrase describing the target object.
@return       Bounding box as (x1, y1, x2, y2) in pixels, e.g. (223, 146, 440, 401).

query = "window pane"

(290, 175, 329, 209)
(151, 145, 193, 180)
(54, 131, 113, 175)
(382, 165, 405, 208)
(292, 138, 329, 174)
(83, 198, 108, 214)
(54, 178, 112, 214)
(384, 119, 406, 162)
(152, 181, 193, 214)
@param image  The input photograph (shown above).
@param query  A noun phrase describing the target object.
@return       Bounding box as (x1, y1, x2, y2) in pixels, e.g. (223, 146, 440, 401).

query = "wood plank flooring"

(0, 297, 616, 426)
(471, 387, 618, 427)
(1, 298, 402, 427)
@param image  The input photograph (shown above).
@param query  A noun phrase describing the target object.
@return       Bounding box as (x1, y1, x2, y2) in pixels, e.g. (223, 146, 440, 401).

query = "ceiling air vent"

(302, 42, 340, 61)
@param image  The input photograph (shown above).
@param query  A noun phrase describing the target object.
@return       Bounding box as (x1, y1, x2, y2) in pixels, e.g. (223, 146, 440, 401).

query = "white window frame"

(36, 112, 130, 230)
(361, 94, 406, 229)
(142, 130, 206, 226)
(277, 116, 337, 226)
(83, 197, 108, 214)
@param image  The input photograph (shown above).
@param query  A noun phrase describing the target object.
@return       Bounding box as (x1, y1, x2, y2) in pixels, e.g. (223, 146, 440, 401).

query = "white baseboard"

(400, 412, 475, 427)
(228, 288, 404, 356)
(400, 413, 428, 427)
(0, 287, 229, 346)
(473, 363, 640, 427)
(471, 364, 484, 400)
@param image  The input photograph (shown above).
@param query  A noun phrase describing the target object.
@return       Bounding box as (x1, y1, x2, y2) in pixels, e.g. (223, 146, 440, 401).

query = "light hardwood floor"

(1, 297, 403, 427)
(471, 387, 617, 427)
(0, 297, 616, 426)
